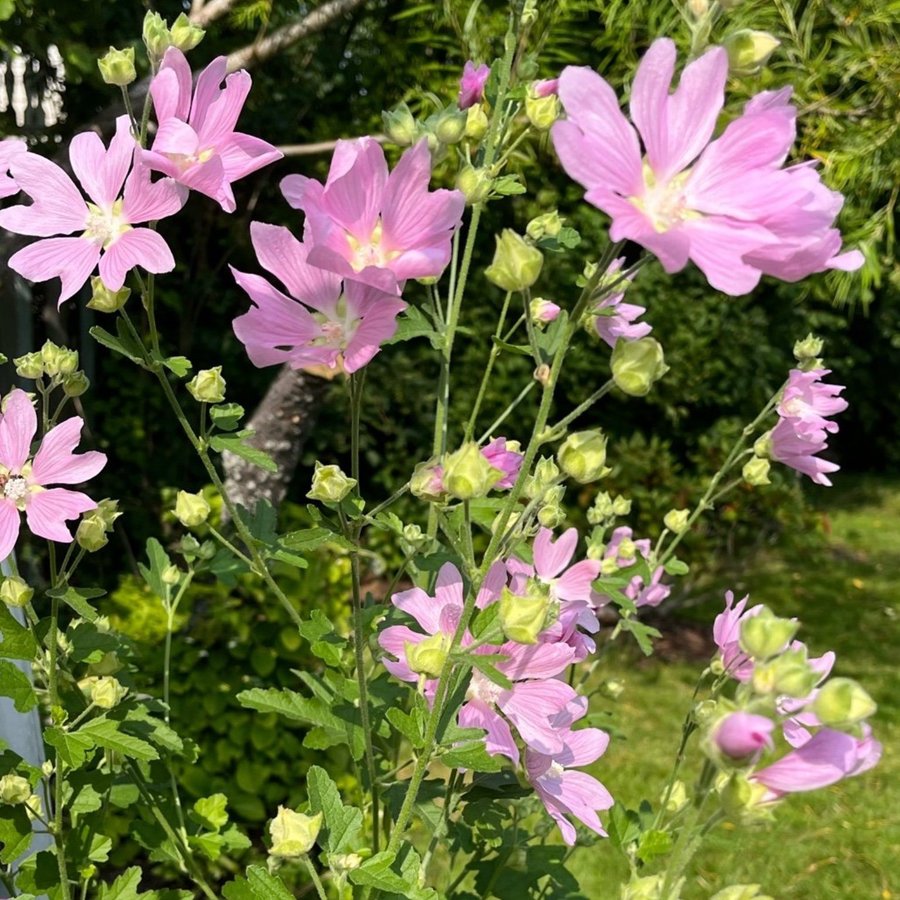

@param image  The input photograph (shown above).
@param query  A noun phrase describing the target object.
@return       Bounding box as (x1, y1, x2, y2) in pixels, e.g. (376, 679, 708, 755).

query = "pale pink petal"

(8, 238, 100, 305)
(342, 298, 405, 373)
(556, 560, 602, 602)
(320, 138, 388, 239)
(25, 488, 96, 544)
(122, 159, 187, 224)
(629, 39, 675, 175)
(69, 117, 134, 207)
(459, 699, 519, 764)
(279, 173, 321, 212)
(189, 55, 229, 132)
(681, 217, 775, 295)
(0, 138, 27, 199)
(434, 562, 465, 617)
(151, 49, 192, 122)
(99, 229, 175, 291)
(0, 501, 21, 562)
(0, 389, 37, 471)
(218, 133, 283, 182)
(151, 118, 201, 158)
(197, 70, 251, 146)
(534, 527, 577, 581)
(30, 417, 107, 486)
(392, 585, 443, 635)
(496, 641, 574, 681)
(0, 153, 87, 236)
(752, 729, 860, 794)
(476, 560, 508, 609)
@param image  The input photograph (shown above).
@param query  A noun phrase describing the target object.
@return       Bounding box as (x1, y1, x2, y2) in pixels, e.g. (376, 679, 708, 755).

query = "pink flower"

(458, 61, 490, 109)
(0, 117, 185, 305)
(143, 48, 282, 213)
(280, 137, 465, 295)
(625, 565, 670, 609)
(0, 390, 107, 560)
(592, 258, 651, 348)
(752, 726, 881, 798)
(479, 438, 524, 489)
(533, 78, 559, 98)
(231, 222, 405, 375)
(0, 138, 27, 199)
(713, 591, 764, 681)
(714, 712, 775, 761)
(552, 39, 862, 296)
(510, 527, 602, 605)
(526, 727, 614, 845)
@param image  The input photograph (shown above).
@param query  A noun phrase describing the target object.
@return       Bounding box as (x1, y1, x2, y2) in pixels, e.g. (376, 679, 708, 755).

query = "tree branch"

(190, 0, 243, 27)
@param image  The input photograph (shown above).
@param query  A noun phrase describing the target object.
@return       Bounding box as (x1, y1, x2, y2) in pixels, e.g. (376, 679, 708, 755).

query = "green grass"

(570, 476, 900, 899)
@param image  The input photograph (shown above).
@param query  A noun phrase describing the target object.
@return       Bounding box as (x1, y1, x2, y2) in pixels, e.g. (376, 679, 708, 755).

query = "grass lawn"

(569, 476, 900, 899)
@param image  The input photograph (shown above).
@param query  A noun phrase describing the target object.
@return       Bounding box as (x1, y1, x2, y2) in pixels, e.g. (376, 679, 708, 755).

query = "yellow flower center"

(630, 163, 700, 233)
(83, 199, 132, 249)
(345, 220, 400, 271)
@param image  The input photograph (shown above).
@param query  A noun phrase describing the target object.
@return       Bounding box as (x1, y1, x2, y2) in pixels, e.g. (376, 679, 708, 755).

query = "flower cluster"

(595, 526, 671, 609)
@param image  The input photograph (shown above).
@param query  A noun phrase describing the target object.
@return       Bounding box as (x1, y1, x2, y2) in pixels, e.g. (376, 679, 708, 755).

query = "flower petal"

(0, 389, 37, 472)
(25, 488, 96, 543)
(30, 417, 107, 486)
(7, 238, 100, 305)
(99, 228, 176, 291)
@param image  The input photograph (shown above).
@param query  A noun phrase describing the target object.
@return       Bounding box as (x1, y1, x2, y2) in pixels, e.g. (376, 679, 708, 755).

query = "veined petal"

(0, 389, 38, 471)
(629, 39, 675, 176)
(30, 417, 106, 486)
(189, 55, 229, 132)
(459, 699, 519, 764)
(152, 48, 192, 122)
(99, 228, 176, 291)
(534, 527, 577, 581)
(0, 501, 21, 562)
(8, 237, 100, 305)
(198, 70, 252, 147)
(122, 158, 187, 224)
(218, 132, 283, 182)
(70, 116, 134, 207)
(392, 585, 443, 635)
(0, 153, 87, 236)
(320, 137, 388, 239)
(25, 488, 96, 543)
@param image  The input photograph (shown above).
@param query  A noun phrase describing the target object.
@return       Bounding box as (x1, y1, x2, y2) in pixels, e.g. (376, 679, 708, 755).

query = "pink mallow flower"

(0, 390, 107, 560)
(713, 591, 764, 682)
(427, 438, 524, 495)
(231, 222, 405, 375)
(552, 39, 863, 296)
(458, 61, 490, 109)
(526, 727, 614, 845)
(533, 78, 559, 98)
(144, 48, 282, 213)
(0, 117, 185, 305)
(280, 137, 465, 295)
(714, 711, 775, 761)
(592, 258, 651, 348)
(0, 138, 27, 199)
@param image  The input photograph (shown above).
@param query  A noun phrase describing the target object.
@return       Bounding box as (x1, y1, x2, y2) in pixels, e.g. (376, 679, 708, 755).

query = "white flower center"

(2, 475, 28, 507)
(311, 295, 359, 350)
(632, 164, 699, 233)
(544, 761, 565, 780)
(345, 220, 399, 272)
(83, 199, 131, 249)
(466, 670, 503, 706)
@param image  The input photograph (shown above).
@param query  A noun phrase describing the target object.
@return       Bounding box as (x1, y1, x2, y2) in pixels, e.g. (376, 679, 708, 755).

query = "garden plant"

(0, 1, 886, 898)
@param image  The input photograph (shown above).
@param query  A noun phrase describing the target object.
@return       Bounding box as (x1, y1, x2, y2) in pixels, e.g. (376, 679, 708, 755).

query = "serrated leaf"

(45, 726, 95, 769)
(77, 718, 159, 762)
(222, 865, 293, 900)
(306, 765, 363, 854)
(90, 324, 145, 366)
(210, 431, 278, 472)
(0, 806, 32, 864)
(209, 403, 244, 431)
(441, 740, 506, 773)
(163, 356, 192, 377)
(192, 794, 229, 832)
(0, 660, 37, 712)
(618, 618, 662, 657)
(386, 707, 426, 749)
(383, 306, 441, 348)
(0, 604, 37, 661)
(47, 584, 104, 622)
(68, 622, 118, 664)
(138, 538, 171, 601)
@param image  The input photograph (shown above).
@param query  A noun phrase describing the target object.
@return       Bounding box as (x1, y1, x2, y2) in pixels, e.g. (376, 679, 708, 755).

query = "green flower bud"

(1, 576, 34, 609)
(688, 0, 709, 17)
(526, 211, 564, 242)
(793, 333, 824, 363)
(402, 523, 424, 544)
(694, 699, 719, 723)
(485, 230, 543, 292)
(58, 349, 79, 377)
(601, 678, 625, 700)
(664, 508, 690, 535)
(174, 490, 211, 528)
(434, 107, 467, 145)
(611, 495, 632, 517)
(63, 371, 90, 398)
(751, 650, 817, 697)
(499, 586, 550, 645)
(611, 337, 668, 397)
(599, 556, 620, 576)
(14, 352, 44, 380)
(620, 874, 669, 900)
(94, 499, 121, 530)
(557, 430, 609, 484)
(187, 367, 226, 403)
(662, 779, 688, 813)
(87, 276, 130, 313)
(269, 807, 322, 858)
(529, 297, 560, 326)
(537, 500, 566, 529)
(456, 165, 492, 205)
(382, 103, 418, 147)
(587, 492, 614, 525)
(465, 104, 489, 141)
(405, 632, 450, 677)
(719, 773, 769, 821)
(90, 675, 127, 710)
(753, 432, 773, 459)
(89, 651, 122, 676)
(307, 461, 357, 504)
(0, 774, 32, 805)
(409, 459, 445, 503)
(812, 677, 877, 728)
(98, 46, 136, 87)
(170, 13, 205, 52)
(711, 886, 774, 900)
(524, 455, 560, 500)
(739, 607, 799, 661)
(743, 456, 771, 486)
(525, 91, 561, 131)
(442, 442, 502, 500)
(724, 30, 780, 75)
(161, 565, 181, 586)
(76, 512, 109, 552)
(143, 11, 172, 61)
(40, 340, 66, 377)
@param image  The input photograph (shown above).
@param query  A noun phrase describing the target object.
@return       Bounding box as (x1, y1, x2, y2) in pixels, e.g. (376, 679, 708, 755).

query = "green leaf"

(0, 604, 37, 661)
(192, 794, 229, 832)
(122, 706, 185, 755)
(68, 622, 119, 664)
(138, 538, 172, 601)
(280, 526, 354, 553)
(45, 726, 95, 769)
(90, 324, 146, 366)
(97, 866, 163, 900)
(0, 660, 37, 712)
(491, 174, 526, 196)
(0, 806, 32, 864)
(306, 765, 363, 855)
(664, 558, 690, 576)
(469, 654, 513, 691)
(383, 306, 441, 348)
(637, 828, 673, 864)
(618, 618, 662, 657)
(298, 611, 346, 667)
(440, 740, 506, 773)
(222, 866, 294, 900)
(47, 585, 105, 622)
(386, 706, 426, 749)
(163, 356, 192, 377)
(210, 431, 278, 472)
(77, 717, 159, 762)
(349, 852, 409, 892)
(209, 403, 245, 431)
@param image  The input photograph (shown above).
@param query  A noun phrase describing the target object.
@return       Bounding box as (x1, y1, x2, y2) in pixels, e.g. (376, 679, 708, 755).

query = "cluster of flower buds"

(14, 341, 90, 398)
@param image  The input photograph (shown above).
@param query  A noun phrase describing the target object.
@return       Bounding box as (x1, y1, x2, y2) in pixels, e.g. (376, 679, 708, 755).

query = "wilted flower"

(458, 61, 490, 109)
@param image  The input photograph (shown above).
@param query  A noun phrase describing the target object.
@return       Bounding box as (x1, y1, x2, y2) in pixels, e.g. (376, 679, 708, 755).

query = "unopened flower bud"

(330, 852, 364, 872)
(525, 90, 561, 131)
(405, 632, 450, 677)
(812, 677, 877, 729)
(174, 490, 211, 527)
(402, 523, 424, 544)
(743, 456, 771, 486)
(601, 678, 625, 700)
(599, 556, 620, 576)
(434, 107, 467, 145)
(612, 495, 632, 516)
(269, 807, 322, 858)
(170, 13, 205, 52)
(58, 349, 79, 377)
(465, 104, 489, 141)
(537, 502, 565, 529)
(94, 499, 121, 530)
(529, 298, 560, 326)
(161, 565, 181, 586)
(410, 459, 445, 503)
(611, 337, 668, 397)
(98, 46, 136, 87)
(662, 779, 688, 813)
(187, 367, 226, 403)
(719, 773, 768, 819)
(14, 352, 43, 380)
(526, 211, 564, 241)
(0, 774, 31, 805)
(91, 675, 127, 710)
(688, 0, 709, 17)
(558, 430, 609, 484)
(793, 333, 824, 363)
(739, 607, 799, 661)
(499, 586, 550, 644)
(620, 875, 669, 900)
(87, 276, 130, 313)
(1, 576, 33, 609)
(751, 649, 817, 698)
(143, 11, 171, 61)
(525, 456, 560, 499)
(90, 651, 122, 676)
(664, 508, 690, 535)
(713, 711, 775, 761)
(711, 886, 774, 900)
(694, 699, 719, 723)
(456, 165, 492, 204)
(308, 461, 357, 504)
(382, 103, 418, 147)
(485, 230, 543, 292)
(442, 442, 502, 500)
(63, 371, 90, 398)
(40, 341, 66, 377)
(587, 492, 614, 525)
(76, 512, 109, 552)
(724, 30, 780, 75)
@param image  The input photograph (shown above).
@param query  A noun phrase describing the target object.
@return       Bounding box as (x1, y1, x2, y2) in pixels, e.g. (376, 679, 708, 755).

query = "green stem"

(544, 380, 615, 439)
(303, 855, 328, 900)
(477, 381, 536, 444)
(207, 524, 255, 567)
